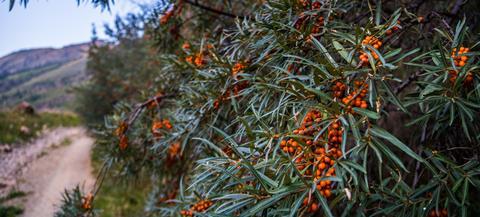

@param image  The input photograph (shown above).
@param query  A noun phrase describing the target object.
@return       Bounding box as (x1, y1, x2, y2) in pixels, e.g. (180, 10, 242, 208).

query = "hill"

(0, 43, 89, 76)
(0, 43, 90, 109)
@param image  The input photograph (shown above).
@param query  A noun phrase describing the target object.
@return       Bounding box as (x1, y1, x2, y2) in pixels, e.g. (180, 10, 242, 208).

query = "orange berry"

(324, 157, 331, 163)
(324, 189, 332, 198)
(336, 149, 342, 156)
(310, 203, 318, 212)
(319, 162, 327, 170)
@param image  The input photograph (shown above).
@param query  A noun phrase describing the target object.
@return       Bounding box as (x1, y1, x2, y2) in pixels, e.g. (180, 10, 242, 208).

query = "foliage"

(0, 190, 26, 217)
(74, 14, 160, 126)
(88, 144, 151, 217)
(0, 110, 80, 144)
(54, 186, 95, 217)
(48, 0, 480, 216)
(0, 190, 27, 203)
(7, 0, 113, 11)
(0, 206, 22, 217)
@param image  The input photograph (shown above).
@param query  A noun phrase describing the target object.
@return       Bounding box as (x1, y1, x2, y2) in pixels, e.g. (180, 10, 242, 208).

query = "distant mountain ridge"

(0, 43, 90, 76)
(0, 42, 92, 109)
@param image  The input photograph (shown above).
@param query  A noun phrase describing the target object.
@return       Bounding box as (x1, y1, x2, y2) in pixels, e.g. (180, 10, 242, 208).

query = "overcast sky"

(0, 0, 149, 57)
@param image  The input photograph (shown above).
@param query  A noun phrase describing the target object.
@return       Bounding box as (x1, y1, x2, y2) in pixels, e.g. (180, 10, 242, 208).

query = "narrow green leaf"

(311, 37, 338, 68)
(380, 80, 408, 113)
(332, 40, 351, 63)
(369, 126, 423, 162)
(353, 107, 380, 119)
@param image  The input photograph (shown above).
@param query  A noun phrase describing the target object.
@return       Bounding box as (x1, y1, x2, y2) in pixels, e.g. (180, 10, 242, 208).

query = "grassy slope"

(0, 110, 80, 145)
(0, 64, 62, 92)
(0, 57, 87, 109)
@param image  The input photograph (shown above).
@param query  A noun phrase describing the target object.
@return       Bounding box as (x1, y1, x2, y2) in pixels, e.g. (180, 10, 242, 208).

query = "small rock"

(0, 144, 12, 153)
(17, 101, 35, 115)
(20, 126, 30, 134)
(0, 179, 16, 189)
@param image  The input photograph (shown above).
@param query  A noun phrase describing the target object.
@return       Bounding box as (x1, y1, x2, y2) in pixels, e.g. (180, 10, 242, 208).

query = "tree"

(7, 0, 113, 11)
(16, 0, 476, 216)
(75, 14, 162, 126)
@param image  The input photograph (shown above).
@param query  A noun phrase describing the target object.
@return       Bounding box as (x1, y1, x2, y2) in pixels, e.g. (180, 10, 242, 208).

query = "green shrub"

(11, 0, 480, 216)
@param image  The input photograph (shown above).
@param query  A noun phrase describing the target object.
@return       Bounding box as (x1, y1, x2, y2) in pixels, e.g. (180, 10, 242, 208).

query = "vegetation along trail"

(0, 127, 95, 217)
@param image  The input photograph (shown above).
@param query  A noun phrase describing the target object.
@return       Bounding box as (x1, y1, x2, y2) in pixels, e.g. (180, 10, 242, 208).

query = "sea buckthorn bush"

(27, 0, 479, 216)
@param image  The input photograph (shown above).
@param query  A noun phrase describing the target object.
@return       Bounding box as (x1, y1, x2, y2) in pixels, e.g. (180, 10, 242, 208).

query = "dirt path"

(0, 127, 95, 217)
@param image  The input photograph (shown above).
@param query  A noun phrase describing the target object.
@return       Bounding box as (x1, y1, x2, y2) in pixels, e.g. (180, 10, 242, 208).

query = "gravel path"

(0, 127, 95, 217)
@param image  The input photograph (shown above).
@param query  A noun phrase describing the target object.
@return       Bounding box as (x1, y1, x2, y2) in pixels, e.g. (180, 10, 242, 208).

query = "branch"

(183, 0, 246, 19)
(450, 0, 464, 17)
(127, 93, 176, 126)
(394, 71, 421, 95)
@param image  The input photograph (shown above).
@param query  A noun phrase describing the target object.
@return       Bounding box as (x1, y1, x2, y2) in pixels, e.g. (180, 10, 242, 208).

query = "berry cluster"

(359, 36, 383, 66)
(312, 121, 342, 197)
(182, 42, 191, 50)
(81, 193, 93, 210)
(156, 191, 177, 205)
(115, 121, 129, 150)
(332, 81, 347, 98)
(167, 142, 181, 161)
(180, 200, 213, 216)
(310, 16, 324, 35)
(119, 136, 128, 151)
(452, 47, 469, 67)
(295, 0, 327, 42)
(147, 93, 164, 110)
(427, 208, 448, 217)
(326, 122, 343, 158)
(280, 110, 323, 155)
(280, 111, 346, 212)
(385, 20, 401, 36)
(232, 62, 247, 78)
(159, 2, 183, 25)
(213, 81, 249, 109)
(448, 47, 474, 86)
(186, 54, 207, 68)
(287, 63, 299, 74)
(341, 80, 368, 113)
(151, 119, 173, 138)
(302, 197, 319, 213)
(213, 63, 249, 109)
(160, 8, 174, 24)
(448, 70, 474, 86)
(184, 44, 213, 68)
(298, 0, 322, 9)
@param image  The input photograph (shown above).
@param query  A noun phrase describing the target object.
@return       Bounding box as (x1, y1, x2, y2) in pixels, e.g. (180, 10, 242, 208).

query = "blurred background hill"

(0, 43, 90, 109)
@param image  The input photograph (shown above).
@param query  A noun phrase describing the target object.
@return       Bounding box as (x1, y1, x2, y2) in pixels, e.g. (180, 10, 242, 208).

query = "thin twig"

(394, 71, 421, 95)
(183, 0, 246, 19)
(126, 93, 176, 126)
(449, 0, 464, 18)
